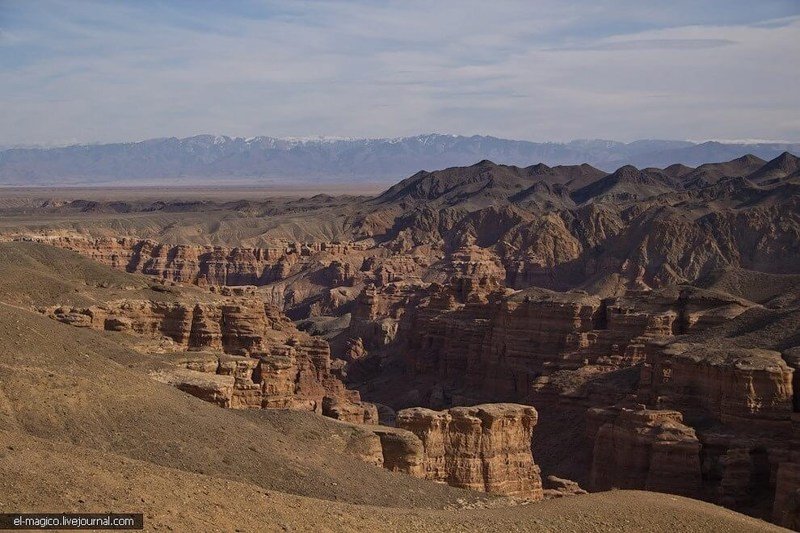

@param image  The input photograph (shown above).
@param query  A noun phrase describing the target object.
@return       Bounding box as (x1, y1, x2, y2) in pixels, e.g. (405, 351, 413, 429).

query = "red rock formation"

(542, 476, 588, 499)
(371, 426, 426, 477)
(626, 340, 797, 514)
(352, 282, 425, 322)
(45, 297, 360, 414)
(362, 253, 431, 286)
(343, 337, 367, 361)
(347, 282, 426, 352)
(588, 406, 702, 497)
(407, 294, 497, 386)
(23, 235, 370, 287)
(476, 289, 603, 393)
(403, 286, 753, 405)
(153, 368, 235, 408)
(442, 246, 506, 303)
(322, 396, 379, 425)
(717, 447, 767, 508)
(637, 341, 794, 430)
(395, 403, 543, 499)
(773, 413, 800, 529)
(774, 460, 800, 530)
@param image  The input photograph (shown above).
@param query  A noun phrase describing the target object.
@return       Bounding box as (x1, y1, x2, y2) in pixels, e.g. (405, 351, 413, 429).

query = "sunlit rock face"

(45, 297, 361, 414)
(396, 403, 543, 499)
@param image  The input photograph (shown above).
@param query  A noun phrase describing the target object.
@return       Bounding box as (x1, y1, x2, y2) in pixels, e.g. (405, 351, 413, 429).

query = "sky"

(1, 0, 799, 147)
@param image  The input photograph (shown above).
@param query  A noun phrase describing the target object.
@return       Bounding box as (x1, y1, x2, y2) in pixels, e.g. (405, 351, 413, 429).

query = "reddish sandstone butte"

(396, 403, 543, 499)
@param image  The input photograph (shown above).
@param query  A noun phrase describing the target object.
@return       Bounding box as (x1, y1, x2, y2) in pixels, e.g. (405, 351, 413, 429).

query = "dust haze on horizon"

(1, 0, 799, 148)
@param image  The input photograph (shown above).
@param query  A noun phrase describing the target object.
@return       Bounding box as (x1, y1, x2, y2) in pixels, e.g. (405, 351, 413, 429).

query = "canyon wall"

(401, 285, 753, 404)
(44, 298, 364, 415)
(637, 342, 794, 431)
(19, 235, 800, 520)
(393, 404, 543, 499)
(774, 350, 800, 528)
(774, 414, 800, 529)
(587, 406, 702, 496)
(362, 280, 799, 517)
(24, 235, 370, 286)
(588, 341, 795, 513)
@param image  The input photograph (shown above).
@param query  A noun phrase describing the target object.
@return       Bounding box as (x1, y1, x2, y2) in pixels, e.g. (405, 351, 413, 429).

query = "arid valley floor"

(2, 153, 800, 531)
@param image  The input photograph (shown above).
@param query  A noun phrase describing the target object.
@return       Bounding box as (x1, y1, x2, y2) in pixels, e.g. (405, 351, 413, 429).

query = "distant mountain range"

(0, 134, 798, 186)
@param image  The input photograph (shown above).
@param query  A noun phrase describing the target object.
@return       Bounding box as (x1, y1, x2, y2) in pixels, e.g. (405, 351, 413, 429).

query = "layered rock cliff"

(395, 404, 542, 498)
(401, 285, 753, 404)
(44, 297, 362, 414)
(349, 280, 799, 519)
(637, 341, 794, 430)
(147, 353, 544, 499)
(25, 235, 371, 287)
(41, 292, 546, 499)
(7, 154, 800, 524)
(774, 414, 800, 529)
(588, 406, 702, 496)
(580, 339, 797, 515)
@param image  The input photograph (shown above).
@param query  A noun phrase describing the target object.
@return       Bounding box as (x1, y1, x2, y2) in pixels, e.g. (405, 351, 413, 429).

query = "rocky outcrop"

(588, 406, 702, 496)
(155, 349, 362, 413)
(606, 339, 798, 516)
(45, 297, 361, 414)
(405, 286, 754, 404)
(774, 460, 800, 530)
(440, 246, 507, 303)
(773, 413, 800, 529)
(395, 403, 543, 499)
(542, 476, 588, 499)
(153, 367, 235, 408)
(322, 396, 379, 425)
(50, 298, 297, 351)
(22, 235, 370, 287)
(340, 282, 429, 359)
(291, 400, 543, 499)
(474, 289, 603, 398)
(579, 341, 796, 516)
(406, 289, 497, 387)
(716, 446, 772, 508)
(352, 282, 425, 322)
(638, 342, 794, 430)
(372, 426, 426, 478)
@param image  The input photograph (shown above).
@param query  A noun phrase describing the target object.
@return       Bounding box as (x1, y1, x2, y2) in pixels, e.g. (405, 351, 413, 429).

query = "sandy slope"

(0, 427, 785, 532)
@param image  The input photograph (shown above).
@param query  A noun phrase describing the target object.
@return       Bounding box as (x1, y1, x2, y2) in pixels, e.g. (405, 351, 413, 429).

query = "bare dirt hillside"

(0, 431, 783, 533)
(0, 301, 471, 508)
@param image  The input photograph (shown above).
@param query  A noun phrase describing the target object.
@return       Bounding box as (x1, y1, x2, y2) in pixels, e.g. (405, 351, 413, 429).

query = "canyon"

(7, 1, 800, 529)
(2, 151, 800, 529)
(34, 267, 542, 498)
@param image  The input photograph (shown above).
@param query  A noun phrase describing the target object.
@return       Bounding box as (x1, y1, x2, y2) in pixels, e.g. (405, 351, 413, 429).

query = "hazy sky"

(1, 0, 799, 146)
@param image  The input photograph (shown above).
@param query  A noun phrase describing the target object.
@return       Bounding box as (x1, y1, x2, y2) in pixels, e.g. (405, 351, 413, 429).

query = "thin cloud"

(550, 38, 737, 51)
(0, 1, 798, 145)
